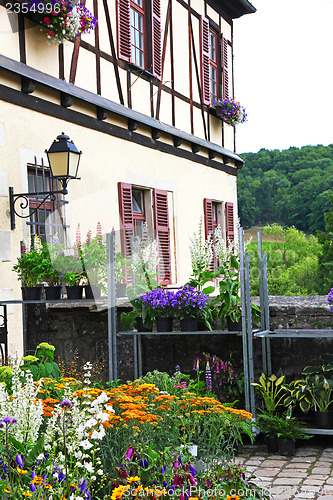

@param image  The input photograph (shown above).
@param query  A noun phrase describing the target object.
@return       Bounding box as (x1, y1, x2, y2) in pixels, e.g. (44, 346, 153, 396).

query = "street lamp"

(9, 133, 82, 230)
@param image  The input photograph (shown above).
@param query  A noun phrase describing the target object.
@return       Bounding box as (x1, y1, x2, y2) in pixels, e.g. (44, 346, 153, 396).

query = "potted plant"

(13, 236, 44, 300)
(26, 0, 98, 44)
(257, 412, 282, 453)
(61, 252, 84, 299)
(40, 244, 62, 300)
(274, 415, 311, 456)
(141, 288, 177, 332)
(174, 285, 208, 331)
(285, 364, 333, 428)
(115, 252, 128, 298)
(252, 372, 287, 414)
(81, 225, 107, 299)
(211, 97, 247, 126)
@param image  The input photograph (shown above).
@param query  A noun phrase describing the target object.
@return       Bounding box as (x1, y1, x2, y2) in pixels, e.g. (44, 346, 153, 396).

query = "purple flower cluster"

(212, 98, 247, 126)
(140, 288, 177, 317)
(174, 285, 207, 318)
(328, 288, 333, 311)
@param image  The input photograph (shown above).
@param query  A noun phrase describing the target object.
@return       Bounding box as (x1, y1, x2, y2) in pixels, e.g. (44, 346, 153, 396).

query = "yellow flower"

(4, 487, 11, 493)
(22, 493, 33, 497)
(127, 476, 140, 483)
(227, 496, 240, 500)
(17, 467, 28, 474)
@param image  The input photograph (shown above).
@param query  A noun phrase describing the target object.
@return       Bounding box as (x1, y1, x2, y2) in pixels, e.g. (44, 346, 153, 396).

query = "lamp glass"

(48, 152, 69, 178)
(68, 151, 81, 178)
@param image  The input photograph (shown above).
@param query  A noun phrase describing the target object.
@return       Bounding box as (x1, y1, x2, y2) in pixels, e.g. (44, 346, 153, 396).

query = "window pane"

(211, 82, 216, 98)
(28, 174, 35, 193)
(137, 48, 143, 67)
(133, 189, 144, 213)
(37, 175, 44, 193)
(135, 219, 144, 238)
(132, 0, 142, 7)
(137, 31, 143, 50)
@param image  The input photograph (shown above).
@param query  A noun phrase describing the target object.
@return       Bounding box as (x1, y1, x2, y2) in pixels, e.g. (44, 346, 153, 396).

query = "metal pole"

(263, 253, 272, 375)
(107, 231, 117, 381)
(257, 230, 267, 374)
(245, 253, 256, 421)
(130, 234, 139, 378)
(239, 227, 250, 413)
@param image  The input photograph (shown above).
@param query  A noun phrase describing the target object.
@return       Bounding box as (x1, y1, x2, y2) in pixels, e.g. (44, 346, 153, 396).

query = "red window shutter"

(154, 189, 171, 284)
(200, 16, 210, 106)
(225, 202, 234, 242)
(204, 198, 214, 270)
(203, 198, 213, 238)
(118, 182, 134, 263)
(222, 34, 229, 99)
(117, 0, 131, 62)
(151, 0, 162, 79)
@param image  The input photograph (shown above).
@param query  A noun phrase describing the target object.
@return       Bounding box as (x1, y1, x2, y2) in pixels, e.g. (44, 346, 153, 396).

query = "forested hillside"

(238, 144, 333, 232)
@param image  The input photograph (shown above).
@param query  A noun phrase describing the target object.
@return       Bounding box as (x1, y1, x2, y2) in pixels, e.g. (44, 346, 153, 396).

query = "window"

(204, 198, 234, 267)
(132, 188, 146, 236)
(118, 182, 172, 284)
(27, 158, 68, 244)
(117, 0, 162, 78)
(130, 0, 145, 68)
(200, 16, 230, 107)
(209, 30, 218, 104)
(212, 201, 218, 233)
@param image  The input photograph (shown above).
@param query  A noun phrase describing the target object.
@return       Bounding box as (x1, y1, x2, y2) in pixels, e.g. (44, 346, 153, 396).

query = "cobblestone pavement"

(235, 441, 333, 499)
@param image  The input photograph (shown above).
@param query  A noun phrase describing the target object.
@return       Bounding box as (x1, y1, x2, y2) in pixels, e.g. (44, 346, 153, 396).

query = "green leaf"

(25, 436, 45, 467)
(299, 399, 311, 412)
(302, 366, 320, 375)
(202, 286, 215, 295)
(8, 435, 25, 454)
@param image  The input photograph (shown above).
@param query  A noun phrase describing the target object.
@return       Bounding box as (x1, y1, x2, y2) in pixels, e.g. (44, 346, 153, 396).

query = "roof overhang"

(207, 0, 256, 19)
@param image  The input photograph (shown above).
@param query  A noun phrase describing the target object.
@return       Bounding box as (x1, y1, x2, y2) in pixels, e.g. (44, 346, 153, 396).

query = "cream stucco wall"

(0, 95, 238, 353)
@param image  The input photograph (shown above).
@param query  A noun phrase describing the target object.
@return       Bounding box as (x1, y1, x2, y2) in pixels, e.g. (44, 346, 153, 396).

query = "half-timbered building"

(0, 0, 255, 353)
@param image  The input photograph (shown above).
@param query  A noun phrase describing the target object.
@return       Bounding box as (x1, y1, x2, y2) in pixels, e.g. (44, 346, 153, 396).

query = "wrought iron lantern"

(9, 133, 82, 230)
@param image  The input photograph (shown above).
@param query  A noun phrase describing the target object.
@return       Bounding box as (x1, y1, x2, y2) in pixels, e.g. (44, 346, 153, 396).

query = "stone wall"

(25, 295, 333, 382)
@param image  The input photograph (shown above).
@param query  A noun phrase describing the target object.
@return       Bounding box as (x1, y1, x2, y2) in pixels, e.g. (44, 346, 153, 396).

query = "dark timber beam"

(152, 128, 161, 140)
(128, 119, 138, 131)
(60, 92, 74, 108)
(21, 77, 35, 94)
(173, 137, 182, 147)
(97, 107, 108, 120)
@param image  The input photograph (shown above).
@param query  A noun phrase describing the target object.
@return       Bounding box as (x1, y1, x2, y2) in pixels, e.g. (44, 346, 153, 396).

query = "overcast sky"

(233, 0, 333, 154)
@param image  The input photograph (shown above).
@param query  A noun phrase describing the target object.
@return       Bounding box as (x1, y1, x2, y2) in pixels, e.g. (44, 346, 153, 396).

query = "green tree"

(317, 194, 333, 293)
(249, 224, 321, 295)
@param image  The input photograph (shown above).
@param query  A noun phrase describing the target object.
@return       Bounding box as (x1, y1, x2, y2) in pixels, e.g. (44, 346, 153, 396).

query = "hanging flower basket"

(211, 98, 247, 126)
(27, 0, 97, 44)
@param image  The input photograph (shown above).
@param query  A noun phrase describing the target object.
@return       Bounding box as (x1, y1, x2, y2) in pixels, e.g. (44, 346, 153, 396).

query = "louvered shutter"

(200, 16, 210, 106)
(154, 189, 171, 284)
(225, 202, 234, 243)
(151, 0, 162, 79)
(117, 0, 131, 62)
(118, 182, 134, 265)
(204, 198, 215, 270)
(221, 34, 229, 99)
(204, 198, 213, 239)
